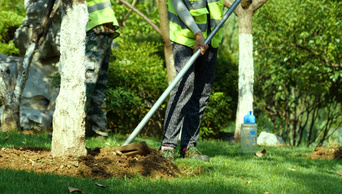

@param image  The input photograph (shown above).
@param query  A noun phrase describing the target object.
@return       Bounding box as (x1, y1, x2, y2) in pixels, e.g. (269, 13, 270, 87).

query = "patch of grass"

(0, 132, 341, 193)
(0, 131, 51, 149)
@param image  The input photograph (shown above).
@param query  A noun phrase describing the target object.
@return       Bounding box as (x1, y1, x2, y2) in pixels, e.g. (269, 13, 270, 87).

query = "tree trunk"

(164, 44, 176, 83)
(1, 101, 20, 131)
(234, 11, 254, 142)
(156, 0, 176, 83)
(51, 0, 88, 157)
(307, 106, 318, 147)
(225, 0, 267, 143)
(0, 32, 38, 132)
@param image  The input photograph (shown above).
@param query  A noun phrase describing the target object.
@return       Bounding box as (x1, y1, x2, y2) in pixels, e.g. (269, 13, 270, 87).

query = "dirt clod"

(307, 145, 342, 160)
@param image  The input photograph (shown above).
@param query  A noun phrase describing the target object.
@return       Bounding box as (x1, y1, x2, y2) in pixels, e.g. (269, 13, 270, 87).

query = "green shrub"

(106, 38, 168, 134)
(200, 49, 238, 138)
(201, 92, 234, 138)
(0, 10, 24, 55)
(0, 0, 26, 17)
(106, 87, 145, 133)
(0, 41, 19, 56)
(108, 39, 167, 97)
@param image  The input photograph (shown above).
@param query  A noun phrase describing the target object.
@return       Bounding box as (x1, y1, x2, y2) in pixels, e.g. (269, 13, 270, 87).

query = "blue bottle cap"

(244, 111, 255, 123)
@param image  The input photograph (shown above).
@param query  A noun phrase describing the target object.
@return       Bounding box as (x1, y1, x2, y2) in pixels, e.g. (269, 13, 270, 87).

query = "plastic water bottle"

(241, 111, 257, 153)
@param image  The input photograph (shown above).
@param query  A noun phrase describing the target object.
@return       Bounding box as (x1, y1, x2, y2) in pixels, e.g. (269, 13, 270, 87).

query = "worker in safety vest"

(85, 0, 119, 138)
(160, 0, 224, 161)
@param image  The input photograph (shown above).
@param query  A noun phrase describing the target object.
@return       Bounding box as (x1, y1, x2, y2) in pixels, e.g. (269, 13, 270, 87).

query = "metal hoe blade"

(116, 141, 150, 156)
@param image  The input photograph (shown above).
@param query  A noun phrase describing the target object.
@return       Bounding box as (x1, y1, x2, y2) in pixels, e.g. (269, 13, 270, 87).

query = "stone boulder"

(0, 0, 61, 130)
(257, 131, 285, 146)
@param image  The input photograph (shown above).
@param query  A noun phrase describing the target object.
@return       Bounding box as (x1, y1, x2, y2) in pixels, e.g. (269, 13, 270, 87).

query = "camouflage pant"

(84, 30, 113, 137)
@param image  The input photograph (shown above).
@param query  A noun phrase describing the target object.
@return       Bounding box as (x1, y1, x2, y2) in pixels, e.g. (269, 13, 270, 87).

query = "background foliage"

(0, 0, 25, 55)
(253, 0, 342, 146)
(106, 39, 168, 135)
(0, 10, 24, 56)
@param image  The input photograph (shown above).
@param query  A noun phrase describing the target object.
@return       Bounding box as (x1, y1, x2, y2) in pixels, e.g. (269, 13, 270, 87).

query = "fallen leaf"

(337, 172, 342, 176)
(255, 149, 267, 157)
(95, 183, 108, 188)
(68, 182, 83, 193)
(4, 135, 10, 140)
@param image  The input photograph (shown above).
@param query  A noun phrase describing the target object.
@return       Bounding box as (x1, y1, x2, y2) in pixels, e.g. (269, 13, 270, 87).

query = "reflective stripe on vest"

(168, 0, 224, 48)
(88, 1, 111, 13)
(86, 0, 119, 32)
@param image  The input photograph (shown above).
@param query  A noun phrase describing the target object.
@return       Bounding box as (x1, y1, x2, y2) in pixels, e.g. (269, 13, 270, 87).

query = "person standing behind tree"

(159, 0, 225, 161)
(84, 0, 119, 138)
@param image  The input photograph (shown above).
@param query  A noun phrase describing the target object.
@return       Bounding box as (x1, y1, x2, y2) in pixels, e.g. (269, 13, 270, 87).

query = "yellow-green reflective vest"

(168, 0, 224, 48)
(86, 0, 119, 32)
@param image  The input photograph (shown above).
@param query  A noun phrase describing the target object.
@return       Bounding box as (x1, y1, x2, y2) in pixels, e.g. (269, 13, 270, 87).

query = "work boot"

(159, 148, 175, 162)
(181, 146, 210, 162)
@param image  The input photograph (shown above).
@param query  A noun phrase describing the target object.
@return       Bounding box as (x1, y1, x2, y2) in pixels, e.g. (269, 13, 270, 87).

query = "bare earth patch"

(0, 145, 183, 180)
(307, 145, 342, 160)
(1, 139, 340, 180)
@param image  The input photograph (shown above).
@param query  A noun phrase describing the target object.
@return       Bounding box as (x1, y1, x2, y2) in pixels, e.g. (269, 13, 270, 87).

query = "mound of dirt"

(307, 145, 342, 160)
(0, 145, 182, 179)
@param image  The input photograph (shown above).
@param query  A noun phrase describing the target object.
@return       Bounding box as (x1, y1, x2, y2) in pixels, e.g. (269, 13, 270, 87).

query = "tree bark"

(225, 0, 267, 142)
(51, 0, 87, 157)
(156, 0, 176, 83)
(0, 103, 20, 131)
(0, 42, 36, 132)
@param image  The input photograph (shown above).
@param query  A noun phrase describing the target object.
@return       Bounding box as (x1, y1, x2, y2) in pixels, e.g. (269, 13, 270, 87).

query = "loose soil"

(0, 139, 340, 180)
(0, 145, 184, 180)
(307, 145, 342, 160)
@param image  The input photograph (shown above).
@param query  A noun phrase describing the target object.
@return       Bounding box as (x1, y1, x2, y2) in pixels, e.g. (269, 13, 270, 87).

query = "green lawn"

(0, 131, 341, 194)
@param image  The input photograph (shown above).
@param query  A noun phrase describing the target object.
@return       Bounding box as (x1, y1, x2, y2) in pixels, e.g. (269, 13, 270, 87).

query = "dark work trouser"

(162, 43, 218, 148)
(84, 31, 113, 137)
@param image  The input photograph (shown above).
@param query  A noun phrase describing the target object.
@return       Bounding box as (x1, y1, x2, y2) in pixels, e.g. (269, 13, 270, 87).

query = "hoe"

(120, 0, 242, 156)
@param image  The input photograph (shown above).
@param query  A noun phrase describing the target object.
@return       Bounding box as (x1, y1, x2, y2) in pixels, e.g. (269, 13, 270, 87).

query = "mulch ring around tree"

(0, 145, 189, 180)
(307, 145, 342, 160)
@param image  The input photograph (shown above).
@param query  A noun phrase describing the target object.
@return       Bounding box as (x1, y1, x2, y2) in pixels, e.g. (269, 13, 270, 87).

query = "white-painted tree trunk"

(235, 33, 254, 142)
(51, 0, 88, 157)
(224, 0, 267, 142)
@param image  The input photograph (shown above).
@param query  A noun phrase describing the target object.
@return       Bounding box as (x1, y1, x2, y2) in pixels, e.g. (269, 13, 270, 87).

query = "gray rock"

(13, 0, 61, 59)
(0, 108, 53, 130)
(0, 0, 61, 130)
(257, 131, 285, 146)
